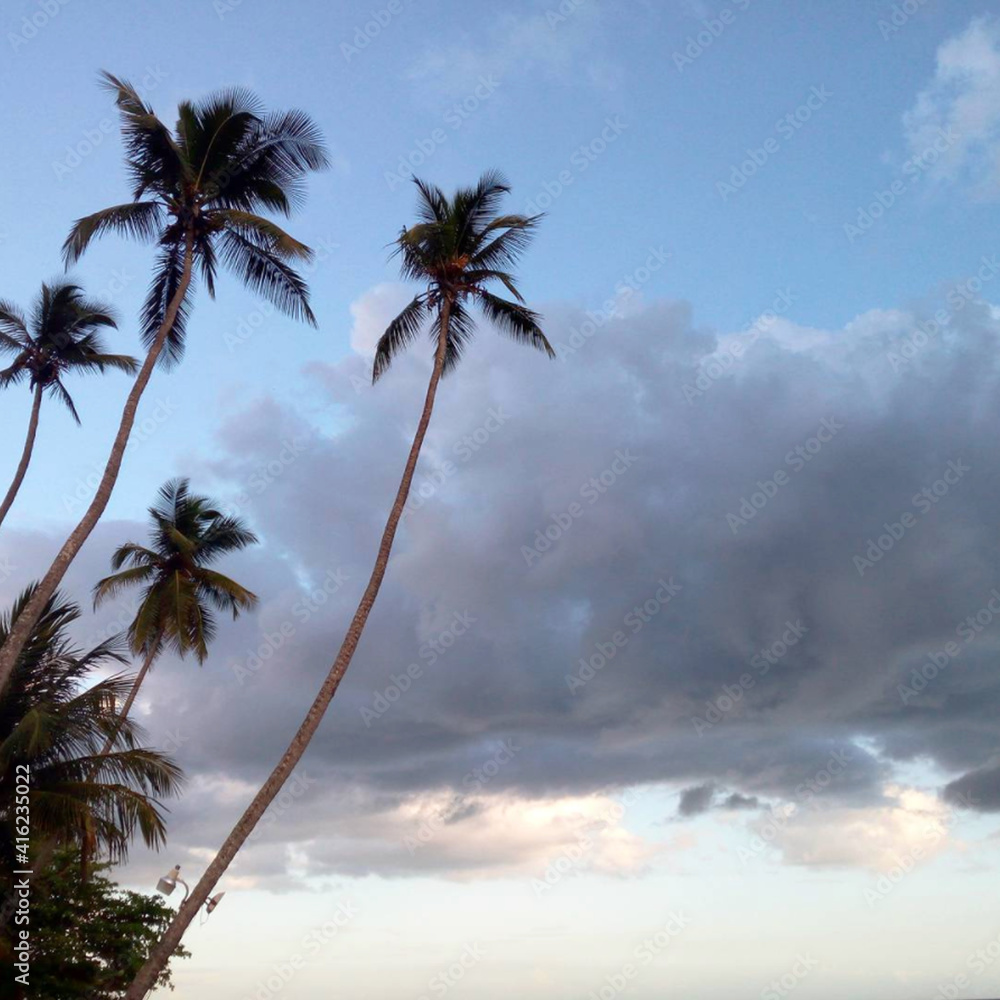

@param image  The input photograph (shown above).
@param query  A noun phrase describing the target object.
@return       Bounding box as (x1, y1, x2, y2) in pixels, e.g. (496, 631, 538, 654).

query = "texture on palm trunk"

(93, 478, 258, 755)
(124, 171, 553, 999)
(0, 282, 134, 529)
(0, 72, 326, 694)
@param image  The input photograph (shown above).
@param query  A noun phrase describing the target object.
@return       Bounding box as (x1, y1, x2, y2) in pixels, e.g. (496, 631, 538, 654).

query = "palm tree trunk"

(97, 646, 158, 759)
(0, 382, 43, 530)
(0, 234, 195, 695)
(124, 298, 454, 999)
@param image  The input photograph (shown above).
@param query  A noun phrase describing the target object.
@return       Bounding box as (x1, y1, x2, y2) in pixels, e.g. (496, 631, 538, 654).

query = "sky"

(4, 0, 1000, 997)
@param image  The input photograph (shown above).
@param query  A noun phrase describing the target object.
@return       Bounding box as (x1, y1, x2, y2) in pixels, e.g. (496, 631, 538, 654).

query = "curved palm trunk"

(0, 382, 44, 531)
(124, 299, 454, 999)
(0, 235, 195, 695)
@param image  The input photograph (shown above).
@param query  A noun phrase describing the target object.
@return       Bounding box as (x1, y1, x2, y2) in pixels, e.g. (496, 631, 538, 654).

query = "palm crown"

(93, 479, 258, 662)
(0, 586, 183, 867)
(373, 170, 554, 380)
(63, 71, 329, 367)
(0, 281, 135, 423)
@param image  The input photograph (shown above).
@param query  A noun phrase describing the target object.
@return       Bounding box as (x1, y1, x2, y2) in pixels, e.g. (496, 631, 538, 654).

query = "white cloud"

(406, 7, 620, 102)
(305, 788, 666, 880)
(764, 786, 955, 871)
(903, 15, 1000, 198)
(347, 281, 414, 356)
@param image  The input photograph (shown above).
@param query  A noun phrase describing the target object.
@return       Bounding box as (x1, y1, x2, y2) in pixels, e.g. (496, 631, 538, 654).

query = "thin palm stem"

(0, 232, 195, 694)
(96, 645, 158, 761)
(124, 297, 454, 999)
(0, 382, 43, 530)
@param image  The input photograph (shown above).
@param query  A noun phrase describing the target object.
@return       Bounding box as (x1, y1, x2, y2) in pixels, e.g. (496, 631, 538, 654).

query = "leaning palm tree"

(0, 282, 136, 529)
(93, 478, 258, 749)
(0, 585, 183, 884)
(0, 71, 327, 693)
(125, 172, 553, 997)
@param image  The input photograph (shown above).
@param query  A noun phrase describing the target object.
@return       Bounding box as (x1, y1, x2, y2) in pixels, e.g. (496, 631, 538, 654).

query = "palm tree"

(124, 172, 553, 997)
(93, 478, 258, 749)
(0, 71, 327, 694)
(0, 585, 183, 882)
(0, 282, 136, 530)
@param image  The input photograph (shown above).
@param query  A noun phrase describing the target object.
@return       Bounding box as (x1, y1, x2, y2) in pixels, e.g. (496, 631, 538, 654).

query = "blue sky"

(6, 2, 1000, 998)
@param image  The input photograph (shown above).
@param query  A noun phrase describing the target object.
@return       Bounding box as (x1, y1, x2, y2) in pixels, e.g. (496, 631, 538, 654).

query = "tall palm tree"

(0, 71, 327, 694)
(93, 478, 258, 748)
(0, 585, 183, 881)
(125, 172, 553, 997)
(0, 282, 136, 530)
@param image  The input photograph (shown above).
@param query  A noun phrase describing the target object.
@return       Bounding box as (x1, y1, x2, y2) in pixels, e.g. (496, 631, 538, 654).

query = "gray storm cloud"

(3, 284, 1000, 879)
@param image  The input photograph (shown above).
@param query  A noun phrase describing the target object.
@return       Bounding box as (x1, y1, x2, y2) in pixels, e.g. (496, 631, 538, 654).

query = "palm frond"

(93, 566, 156, 608)
(0, 299, 30, 343)
(49, 380, 81, 424)
(196, 569, 258, 617)
(412, 177, 449, 224)
(0, 358, 30, 388)
(217, 230, 315, 324)
(469, 216, 541, 271)
(99, 71, 188, 200)
(476, 291, 555, 358)
(211, 209, 313, 260)
(62, 201, 164, 265)
(141, 243, 194, 368)
(372, 295, 429, 382)
(442, 298, 478, 374)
